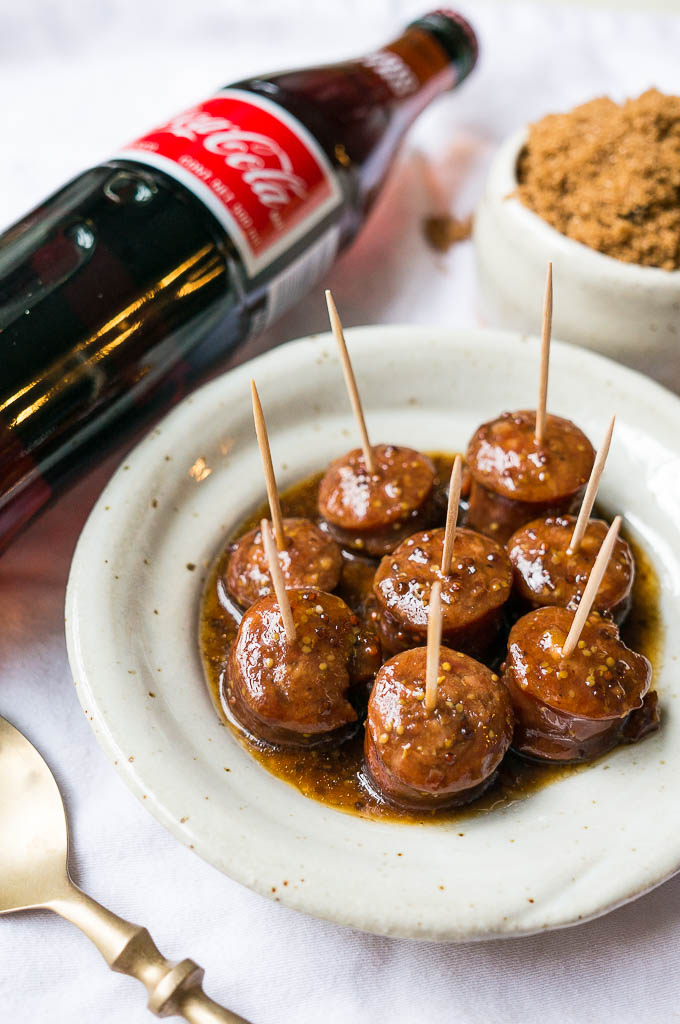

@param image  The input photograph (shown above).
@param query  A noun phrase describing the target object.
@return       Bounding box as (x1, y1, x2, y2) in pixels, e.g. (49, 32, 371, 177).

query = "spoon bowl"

(0, 716, 69, 913)
(0, 715, 249, 1023)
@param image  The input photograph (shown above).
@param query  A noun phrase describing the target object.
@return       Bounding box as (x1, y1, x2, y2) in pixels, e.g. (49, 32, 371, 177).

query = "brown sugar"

(423, 213, 473, 252)
(516, 89, 680, 270)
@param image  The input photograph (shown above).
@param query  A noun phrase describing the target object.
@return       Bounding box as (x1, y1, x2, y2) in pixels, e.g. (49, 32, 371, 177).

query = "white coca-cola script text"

(160, 109, 308, 210)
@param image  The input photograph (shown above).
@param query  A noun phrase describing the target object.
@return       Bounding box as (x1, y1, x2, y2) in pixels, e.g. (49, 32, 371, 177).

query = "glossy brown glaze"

(227, 589, 380, 747)
(373, 527, 512, 657)
(503, 606, 654, 762)
(199, 455, 663, 823)
(318, 444, 436, 555)
(507, 515, 634, 622)
(466, 411, 595, 541)
(225, 516, 342, 608)
(365, 646, 514, 810)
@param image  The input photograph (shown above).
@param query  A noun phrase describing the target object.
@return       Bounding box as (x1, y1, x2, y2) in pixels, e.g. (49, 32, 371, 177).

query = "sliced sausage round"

(226, 589, 381, 747)
(507, 515, 634, 623)
(318, 444, 436, 556)
(373, 527, 513, 657)
(226, 517, 342, 608)
(503, 606, 654, 763)
(365, 646, 514, 810)
(466, 411, 595, 542)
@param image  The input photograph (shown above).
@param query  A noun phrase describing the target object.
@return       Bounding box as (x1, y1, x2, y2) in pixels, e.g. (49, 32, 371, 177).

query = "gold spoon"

(0, 714, 251, 1022)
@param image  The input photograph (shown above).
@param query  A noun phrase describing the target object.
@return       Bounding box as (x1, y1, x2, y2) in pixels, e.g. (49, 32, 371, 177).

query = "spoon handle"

(49, 881, 251, 1022)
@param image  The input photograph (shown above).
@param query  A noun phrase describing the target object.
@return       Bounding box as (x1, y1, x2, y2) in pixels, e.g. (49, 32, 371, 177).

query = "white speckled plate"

(66, 326, 680, 941)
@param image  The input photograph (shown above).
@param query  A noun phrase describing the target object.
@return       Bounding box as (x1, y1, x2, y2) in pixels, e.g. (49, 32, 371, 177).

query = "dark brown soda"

(0, 11, 477, 552)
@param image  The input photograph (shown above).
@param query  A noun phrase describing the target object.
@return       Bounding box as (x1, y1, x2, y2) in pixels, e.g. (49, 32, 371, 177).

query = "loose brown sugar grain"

(516, 89, 680, 270)
(423, 213, 473, 252)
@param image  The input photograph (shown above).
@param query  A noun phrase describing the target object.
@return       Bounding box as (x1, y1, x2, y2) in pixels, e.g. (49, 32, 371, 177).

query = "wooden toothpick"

(535, 262, 553, 444)
(441, 455, 463, 575)
(325, 289, 375, 474)
(260, 518, 296, 643)
(424, 582, 443, 712)
(568, 415, 616, 553)
(251, 380, 286, 551)
(562, 515, 621, 658)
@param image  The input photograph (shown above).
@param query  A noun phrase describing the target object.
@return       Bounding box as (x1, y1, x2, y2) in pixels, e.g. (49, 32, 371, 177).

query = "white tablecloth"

(2, 2, 680, 1021)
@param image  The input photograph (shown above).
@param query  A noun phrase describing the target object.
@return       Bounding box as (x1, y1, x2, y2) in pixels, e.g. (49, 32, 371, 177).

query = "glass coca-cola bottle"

(0, 10, 477, 551)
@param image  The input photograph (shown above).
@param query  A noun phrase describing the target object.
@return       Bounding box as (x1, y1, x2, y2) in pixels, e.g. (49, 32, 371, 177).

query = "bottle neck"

(367, 26, 457, 122)
(369, 10, 478, 119)
(342, 17, 475, 212)
(231, 12, 478, 229)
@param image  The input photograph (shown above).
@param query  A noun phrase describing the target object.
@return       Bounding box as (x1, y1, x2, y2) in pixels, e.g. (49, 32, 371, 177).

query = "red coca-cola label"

(114, 89, 342, 277)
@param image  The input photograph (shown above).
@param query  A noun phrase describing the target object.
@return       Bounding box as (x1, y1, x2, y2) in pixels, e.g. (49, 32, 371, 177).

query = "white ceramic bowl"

(474, 130, 680, 393)
(65, 325, 680, 941)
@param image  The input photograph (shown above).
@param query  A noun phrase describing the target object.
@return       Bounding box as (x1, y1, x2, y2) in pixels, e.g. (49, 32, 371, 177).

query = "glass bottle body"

(0, 12, 477, 550)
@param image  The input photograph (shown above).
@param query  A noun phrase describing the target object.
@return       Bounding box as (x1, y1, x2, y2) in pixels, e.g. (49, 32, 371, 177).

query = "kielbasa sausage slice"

(503, 606, 654, 762)
(466, 411, 595, 542)
(373, 526, 512, 657)
(226, 588, 380, 747)
(318, 444, 436, 556)
(507, 515, 634, 623)
(365, 645, 514, 810)
(226, 517, 342, 608)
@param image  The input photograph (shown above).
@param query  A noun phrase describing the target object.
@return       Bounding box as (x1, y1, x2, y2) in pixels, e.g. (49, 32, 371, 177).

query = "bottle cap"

(408, 9, 479, 85)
